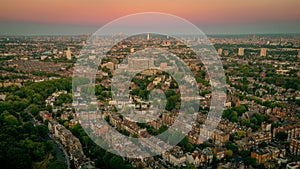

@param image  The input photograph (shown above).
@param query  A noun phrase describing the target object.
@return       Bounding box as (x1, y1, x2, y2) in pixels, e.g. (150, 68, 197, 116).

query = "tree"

(103, 152, 113, 168)
(0, 78, 76, 169)
(4, 114, 18, 126)
(63, 121, 69, 128)
(252, 113, 265, 125)
(275, 131, 288, 141)
(104, 115, 110, 124)
(226, 150, 233, 158)
(26, 104, 40, 116)
(158, 125, 168, 134)
(250, 117, 258, 125)
(232, 105, 247, 116)
(258, 142, 268, 148)
(275, 76, 285, 86)
(23, 122, 37, 135)
(46, 105, 53, 113)
(243, 157, 256, 166)
(166, 95, 179, 111)
(241, 119, 250, 127)
(32, 93, 44, 105)
(240, 150, 250, 158)
(237, 131, 245, 140)
(6, 147, 32, 169)
(47, 160, 67, 169)
(109, 156, 124, 169)
(231, 111, 238, 122)
(82, 136, 90, 148)
(225, 142, 238, 153)
(95, 84, 103, 95)
(222, 109, 238, 123)
(36, 124, 49, 137)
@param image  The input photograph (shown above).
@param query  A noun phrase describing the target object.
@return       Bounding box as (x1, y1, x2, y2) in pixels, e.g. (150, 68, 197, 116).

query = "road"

(27, 112, 71, 169)
(48, 134, 71, 169)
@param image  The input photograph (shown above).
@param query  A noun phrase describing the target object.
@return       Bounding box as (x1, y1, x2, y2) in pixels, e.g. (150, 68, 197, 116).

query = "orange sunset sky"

(1, 0, 300, 35)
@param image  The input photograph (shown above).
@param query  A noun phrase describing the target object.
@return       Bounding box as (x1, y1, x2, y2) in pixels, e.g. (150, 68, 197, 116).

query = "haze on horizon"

(1, 0, 300, 35)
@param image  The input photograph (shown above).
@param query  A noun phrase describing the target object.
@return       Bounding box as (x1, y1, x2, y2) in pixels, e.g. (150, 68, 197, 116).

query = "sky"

(0, 0, 300, 35)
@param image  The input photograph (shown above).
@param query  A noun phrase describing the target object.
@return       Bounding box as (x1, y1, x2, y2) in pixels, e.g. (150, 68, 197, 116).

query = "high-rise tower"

(238, 48, 244, 56)
(260, 48, 267, 57)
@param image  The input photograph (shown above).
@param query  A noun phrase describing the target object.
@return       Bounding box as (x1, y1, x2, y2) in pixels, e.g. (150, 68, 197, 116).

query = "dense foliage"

(0, 78, 71, 169)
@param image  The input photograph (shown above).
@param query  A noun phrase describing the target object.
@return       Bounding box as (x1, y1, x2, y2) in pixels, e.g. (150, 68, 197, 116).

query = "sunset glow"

(1, 0, 300, 34)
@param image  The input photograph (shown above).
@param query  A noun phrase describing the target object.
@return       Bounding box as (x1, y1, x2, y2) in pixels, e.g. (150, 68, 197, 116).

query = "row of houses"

(48, 121, 95, 168)
(250, 146, 286, 165)
(162, 146, 225, 167)
(273, 123, 300, 141)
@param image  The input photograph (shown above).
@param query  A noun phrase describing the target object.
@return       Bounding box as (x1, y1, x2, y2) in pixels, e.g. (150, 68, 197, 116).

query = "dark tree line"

(0, 78, 71, 169)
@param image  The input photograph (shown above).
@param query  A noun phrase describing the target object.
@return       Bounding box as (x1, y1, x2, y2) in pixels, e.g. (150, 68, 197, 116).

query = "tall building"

(101, 62, 114, 71)
(217, 48, 223, 56)
(52, 49, 58, 54)
(130, 48, 135, 53)
(147, 33, 150, 41)
(238, 48, 244, 56)
(65, 47, 72, 60)
(260, 48, 267, 57)
(290, 138, 300, 155)
(40, 55, 47, 61)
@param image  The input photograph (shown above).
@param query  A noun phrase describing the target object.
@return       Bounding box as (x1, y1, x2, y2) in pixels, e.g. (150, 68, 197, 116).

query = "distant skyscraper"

(217, 48, 223, 56)
(52, 49, 58, 54)
(102, 62, 114, 71)
(147, 33, 150, 41)
(260, 48, 267, 57)
(65, 47, 72, 60)
(130, 48, 135, 53)
(238, 48, 244, 56)
(40, 55, 47, 61)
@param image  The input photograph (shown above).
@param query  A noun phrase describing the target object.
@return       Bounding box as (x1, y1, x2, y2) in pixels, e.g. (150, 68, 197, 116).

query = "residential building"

(290, 138, 300, 155)
(273, 124, 300, 141)
(260, 48, 267, 56)
(238, 48, 244, 56)
(251, 146, 286, 164)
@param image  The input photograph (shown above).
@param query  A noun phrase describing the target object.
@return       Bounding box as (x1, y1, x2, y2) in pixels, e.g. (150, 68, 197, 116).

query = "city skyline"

(0, 1, 300, 168)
